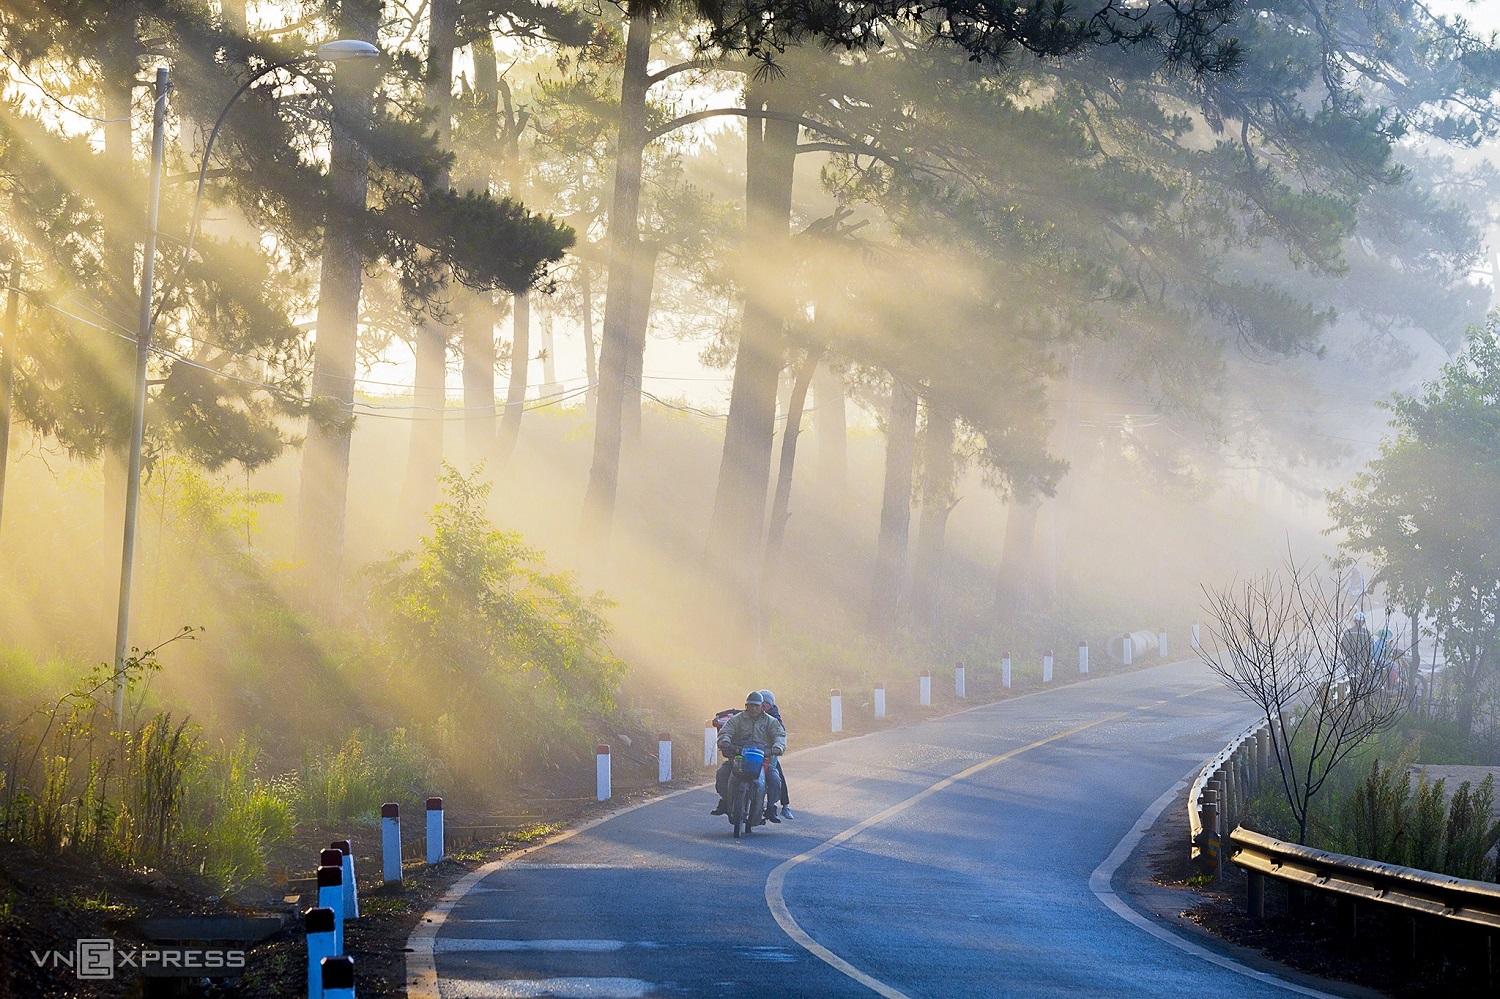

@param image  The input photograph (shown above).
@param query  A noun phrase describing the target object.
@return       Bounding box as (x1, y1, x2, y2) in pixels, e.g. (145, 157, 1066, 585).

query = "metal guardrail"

(1188, 717, 1272, 864)
(1230, 826, 1500, 929)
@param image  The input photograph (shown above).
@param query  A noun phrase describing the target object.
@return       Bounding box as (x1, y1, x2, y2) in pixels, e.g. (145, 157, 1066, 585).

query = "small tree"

(1200, 553, 1409, 844)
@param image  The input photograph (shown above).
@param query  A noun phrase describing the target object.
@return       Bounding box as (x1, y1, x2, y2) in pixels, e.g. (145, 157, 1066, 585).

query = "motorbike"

(724, 744, 772, 839)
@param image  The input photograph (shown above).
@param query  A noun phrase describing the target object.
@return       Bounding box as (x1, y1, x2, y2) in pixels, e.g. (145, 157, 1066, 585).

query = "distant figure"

(1340, 612, 1374, 682)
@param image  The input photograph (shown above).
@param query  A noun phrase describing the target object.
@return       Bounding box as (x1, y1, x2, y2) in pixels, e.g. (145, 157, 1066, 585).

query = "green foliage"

(183, 739, 296, 891)
(1328, 321, 1500, 733)
(1340, 751, 1414, 863)
(297, 729, 434, 828)
(367, 466, 625, 783)
(1441, 777, 1499, 880)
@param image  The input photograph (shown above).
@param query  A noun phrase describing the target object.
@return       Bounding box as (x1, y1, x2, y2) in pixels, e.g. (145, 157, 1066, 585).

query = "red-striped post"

(596, 744, 611, 801)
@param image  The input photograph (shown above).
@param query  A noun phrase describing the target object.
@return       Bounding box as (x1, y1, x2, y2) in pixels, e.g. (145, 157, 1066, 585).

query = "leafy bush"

(184, 739, 296, 890)
(365, 466, 625, 788)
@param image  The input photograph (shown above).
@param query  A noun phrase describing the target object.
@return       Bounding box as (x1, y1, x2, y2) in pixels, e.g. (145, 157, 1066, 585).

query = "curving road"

(408, 660, 1334, 998)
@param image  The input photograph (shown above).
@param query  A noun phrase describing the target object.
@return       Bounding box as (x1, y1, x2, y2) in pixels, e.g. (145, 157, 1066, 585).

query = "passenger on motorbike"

(711, 691, 786, 822)
(757, 690, 794, 820)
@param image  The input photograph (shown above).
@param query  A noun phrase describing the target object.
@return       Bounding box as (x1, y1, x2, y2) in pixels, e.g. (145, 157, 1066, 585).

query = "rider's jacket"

(717, 711, 786, 755)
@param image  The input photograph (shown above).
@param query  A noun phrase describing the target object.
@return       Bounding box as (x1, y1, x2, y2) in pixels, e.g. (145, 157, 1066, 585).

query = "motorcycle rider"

(710, 691, 786, 822)
(757, 690, 794, 820)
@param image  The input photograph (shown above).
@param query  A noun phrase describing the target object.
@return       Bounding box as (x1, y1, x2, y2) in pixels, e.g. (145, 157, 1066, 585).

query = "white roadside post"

(955, 662, 966, 699)
(425, 797, 444, 864)
(1192, 621, 1201, 648)
(874, 683, 886, 719)
(330, 840, 358, 919)
(305, 907, 336, 999)
(380, 803, 402, 884)
(320, 955, 355, 999)
(596, 744, 611, 801)
(919, 670, 931, 706)
(703, 722, 716, 766)
(316, 859, 345, 955)
(658, 732, 672, 783)
(1002, 652, 1012, 689)
(1123, 634, 1134, 665)
(1079, 641, 1089, 674)
(1042, 650, 1053, 683)
(1158, 627, 1168, 659)
(830, 688, 843, 732)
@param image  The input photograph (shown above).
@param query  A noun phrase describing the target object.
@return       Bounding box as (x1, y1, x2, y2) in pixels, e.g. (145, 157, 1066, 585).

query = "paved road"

(414, 660, 1320, 998)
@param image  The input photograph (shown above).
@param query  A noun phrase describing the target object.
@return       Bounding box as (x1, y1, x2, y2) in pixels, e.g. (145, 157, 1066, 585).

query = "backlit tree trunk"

(498, 292, 528, 458)
(461, 33, 500, 463)
(705, 77, 798, 642)
(868, 379, 919, 635)
(813, 363, 846, 496)
(621, 242, 659, 450)
(760, 349, 820, 641)
(996, 499, 1041, 616)
(910, 402, 956, 627)
(296, 0, 378, 595)
(402, 0, 458, 518)
(581, 7, 653, 545)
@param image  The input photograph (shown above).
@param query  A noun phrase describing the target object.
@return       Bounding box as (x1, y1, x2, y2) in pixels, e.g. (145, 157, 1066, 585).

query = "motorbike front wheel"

(730, 782, 749, 839)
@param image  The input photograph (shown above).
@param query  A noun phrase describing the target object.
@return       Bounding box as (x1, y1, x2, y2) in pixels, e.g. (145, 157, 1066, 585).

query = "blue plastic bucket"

(740, 747, 765, 772)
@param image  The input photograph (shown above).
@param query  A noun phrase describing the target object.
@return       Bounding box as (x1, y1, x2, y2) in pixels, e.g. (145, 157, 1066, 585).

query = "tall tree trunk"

(705, 78, 798, 642)
(581, 264, 597, 420)
(581, 7, 653, 545)
(995, 499, 1041, 616)
(621, 242, 659, 450)
(0, 275, 18, 544)
(461, 33, 500, 464)
(463, 291, 498, 466)
(910, 402, 956, 628)
(296, 0, 378, 596)
(497, 292, 529, 457)
(813, 363, 846, 496)
(760, 349, 820, 641)
(868, 379, 919, 635)
(402, 0, 458, 518)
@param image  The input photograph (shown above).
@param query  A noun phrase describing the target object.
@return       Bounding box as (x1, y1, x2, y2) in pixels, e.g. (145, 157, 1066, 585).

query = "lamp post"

(110, 41, 379, 728)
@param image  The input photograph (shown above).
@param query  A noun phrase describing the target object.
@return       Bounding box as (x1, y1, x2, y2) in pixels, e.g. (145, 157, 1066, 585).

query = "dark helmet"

(758, 689, 775, 706)
(744, 691, 764, 705)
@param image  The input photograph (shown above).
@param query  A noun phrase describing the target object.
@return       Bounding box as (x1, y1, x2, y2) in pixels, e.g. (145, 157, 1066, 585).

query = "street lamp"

(111, 40, 379, 728)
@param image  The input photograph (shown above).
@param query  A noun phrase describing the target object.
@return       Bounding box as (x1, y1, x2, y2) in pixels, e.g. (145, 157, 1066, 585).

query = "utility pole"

(112, 67, 168, 729)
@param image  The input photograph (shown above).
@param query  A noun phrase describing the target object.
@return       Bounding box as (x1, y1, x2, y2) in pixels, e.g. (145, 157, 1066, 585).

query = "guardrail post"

(1002, 653, 1011, 689)
(1157, 627, 1167, 659)
(596, 744, 611, 801)
(1337, 897, 1357, 943)
(1079, 641, 1088, 674)
(425, 797, 444, 864)
(1246, 869, 1264, 921)
(1042, 650, 1053, 683)
(704, 723, 716, 766)
(1191, 620, 1201, 648)
(1123, 634, 1133, 665)
(874, 683, 886, 719)
(658, 733, 672, 783)
(1221, 765, 1235, 830)
(919, 671, 931, 706)
(830, 688, 843, 732)
(380, 803, 402, 884)
(955, 663, 966, 699)
(1201, 789, 1220, 879)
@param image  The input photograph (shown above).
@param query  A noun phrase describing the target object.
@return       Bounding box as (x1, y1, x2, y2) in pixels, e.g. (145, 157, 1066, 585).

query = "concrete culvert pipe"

(1107, 630, 1159, 663)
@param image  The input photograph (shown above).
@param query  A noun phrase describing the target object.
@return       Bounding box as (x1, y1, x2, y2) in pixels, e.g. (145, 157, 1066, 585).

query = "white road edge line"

(765, 712, 1130, 999)
(1089, 780, 1342, 999)
(406, 665, 1220, 998)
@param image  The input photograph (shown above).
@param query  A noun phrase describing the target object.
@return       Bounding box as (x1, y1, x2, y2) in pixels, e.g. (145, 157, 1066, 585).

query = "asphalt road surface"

(414, 660, 1327, 998)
